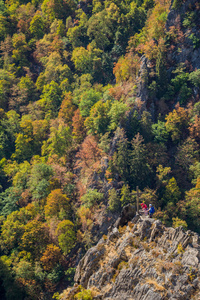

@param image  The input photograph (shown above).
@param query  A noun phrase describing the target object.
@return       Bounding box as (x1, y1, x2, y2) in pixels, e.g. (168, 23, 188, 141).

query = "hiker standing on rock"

(148, 204, 155, 218)
(140, 203, 148, 216)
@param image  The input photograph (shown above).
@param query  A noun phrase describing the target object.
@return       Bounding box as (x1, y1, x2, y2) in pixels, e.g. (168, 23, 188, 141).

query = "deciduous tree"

(40, 244, 61, 271)
(45, 189, 71, 221)
(56, 220, 76, 255)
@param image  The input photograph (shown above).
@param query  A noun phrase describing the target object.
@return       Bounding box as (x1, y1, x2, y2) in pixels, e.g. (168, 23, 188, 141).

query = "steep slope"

(61, 211, 200, 299)
(1, 0, 200, 298)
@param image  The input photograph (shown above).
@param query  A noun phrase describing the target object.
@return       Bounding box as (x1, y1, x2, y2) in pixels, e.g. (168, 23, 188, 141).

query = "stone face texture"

(74, 242, 106, 288)
(73, 215, 200, 300)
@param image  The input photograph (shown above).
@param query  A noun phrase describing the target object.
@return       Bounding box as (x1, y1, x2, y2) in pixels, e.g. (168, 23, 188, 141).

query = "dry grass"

(149, 241, 157, 248)
(103, 234, 107, 241)
(90, 286, 101, 297)
(132, 237, 140, 249)
(118, 261, 129, 271)
(128, 221, 135, 229)
(96, 243, 105, 251)
(151, 249, 161, 258)
(155, 259, 174, 274)
(125, 245, 135, 258)
(118, 225, 127, 234)
(112, 261, 129, 282)
(129, 255, 139, 268)
(141, 241, 150, 252)
(172, 261, 183, 275)
(146, 278, 165, 291)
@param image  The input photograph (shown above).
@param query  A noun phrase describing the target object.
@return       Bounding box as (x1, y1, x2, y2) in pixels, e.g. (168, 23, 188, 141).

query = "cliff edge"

(60, 214, 200, 300)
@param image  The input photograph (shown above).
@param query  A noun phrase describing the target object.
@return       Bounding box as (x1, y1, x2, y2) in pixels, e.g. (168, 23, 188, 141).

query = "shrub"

(81, 189, 104, 208)
(172, 217, 188, 231)
(64, 267, 76, 285)
(102, 235, 107, 241)
(189, 69, 200, 88)
(183, 12, 196, 28)
(117, 261, 129, 271)
(177, 243, 184, 254)
(112, 261, 129, 282)
(74, 288, 93, 300)
(129, 256, 139, 268)
(108, 188, 120, 212)
(118, 225, 126, 234)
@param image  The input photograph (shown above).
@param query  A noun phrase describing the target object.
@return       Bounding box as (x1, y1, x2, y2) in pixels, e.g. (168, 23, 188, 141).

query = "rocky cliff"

(60, 212, 200, 300)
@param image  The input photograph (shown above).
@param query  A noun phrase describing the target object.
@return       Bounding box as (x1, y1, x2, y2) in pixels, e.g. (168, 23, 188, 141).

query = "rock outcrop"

(61, 216, 200, 300)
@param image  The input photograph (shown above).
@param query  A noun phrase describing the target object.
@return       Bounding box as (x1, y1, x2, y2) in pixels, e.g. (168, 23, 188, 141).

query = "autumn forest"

(0, 0, 200, 298)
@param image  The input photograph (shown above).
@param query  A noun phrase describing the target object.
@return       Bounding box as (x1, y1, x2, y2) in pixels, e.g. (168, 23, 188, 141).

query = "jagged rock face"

(64, 216, 200, 300)
(136, 56, 149, 105)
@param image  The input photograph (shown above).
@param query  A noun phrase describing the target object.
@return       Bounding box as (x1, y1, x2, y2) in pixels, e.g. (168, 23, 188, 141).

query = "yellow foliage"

(44, 189, 70, 221)
(113, 53, 140, 83)
(177, 243, 184, 254)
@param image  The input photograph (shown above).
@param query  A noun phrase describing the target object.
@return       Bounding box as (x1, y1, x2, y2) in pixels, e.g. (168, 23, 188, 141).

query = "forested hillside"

(0, 0, 200, 298)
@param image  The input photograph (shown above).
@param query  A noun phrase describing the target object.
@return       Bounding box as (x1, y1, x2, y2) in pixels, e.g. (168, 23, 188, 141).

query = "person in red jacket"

(141, 203, 148, 216)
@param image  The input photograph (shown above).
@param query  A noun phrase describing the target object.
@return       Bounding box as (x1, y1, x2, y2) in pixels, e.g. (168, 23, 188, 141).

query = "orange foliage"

(20, 220, 50, 258)
(48, 154, 75, 188)
(76, 135, 102, 170)
(50, 35, 64, 54)
(75, 135, 103, 194)
(18, 189, 31, 207)
(113, 53, 140, 83)
(76, 181, 87, 199)
(72, 108, 86, 144)
(34, 39, 51, 62)
(135, 0, 170, 60)
(48, 217, 60, 242)
(137, 39, 158, 61)
(58, 92, 76, 126)
(40, 244, 61, 271)
(16, 278, 39, 299)
(44, 278, 57, 293)
(108, 82, 134, 101)
(137, 37, 166, 61)
(168, 16, 185, 45)
(17, 19, 29, 34)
